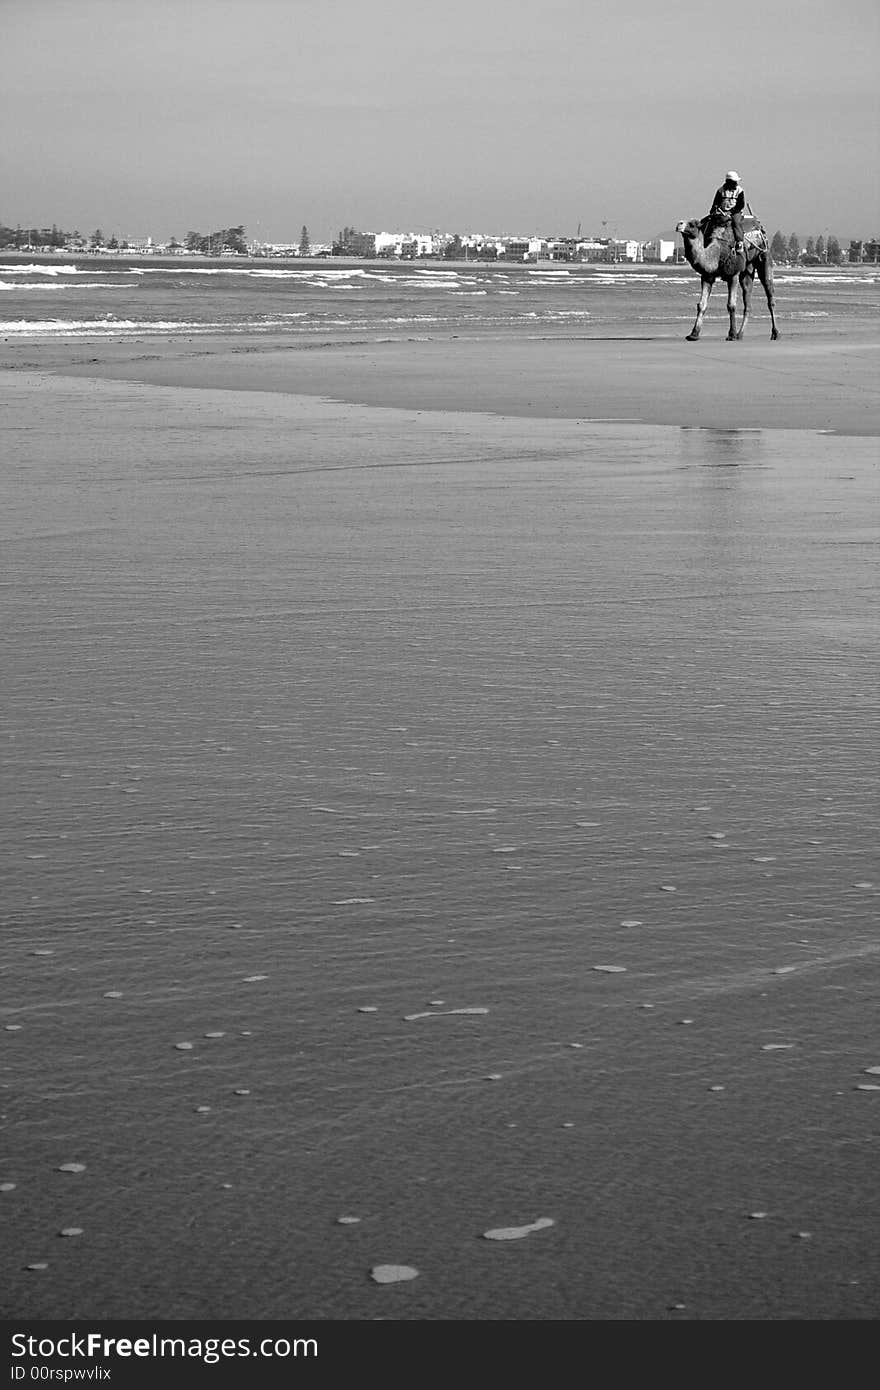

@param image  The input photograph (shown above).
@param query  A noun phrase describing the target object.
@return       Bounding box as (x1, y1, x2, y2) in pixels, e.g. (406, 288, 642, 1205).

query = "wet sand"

(1, 335, 878, 1321)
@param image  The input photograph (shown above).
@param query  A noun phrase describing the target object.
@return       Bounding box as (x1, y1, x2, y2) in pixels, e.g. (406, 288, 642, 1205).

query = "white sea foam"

(0, 264, 84, 275)
(0, 280, 126, 291)
(776, 273, 879, 285)
(1, 318, 224, 336)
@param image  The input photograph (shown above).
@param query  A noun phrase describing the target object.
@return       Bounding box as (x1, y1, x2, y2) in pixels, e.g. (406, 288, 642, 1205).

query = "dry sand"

(1, 332, 878, 1321)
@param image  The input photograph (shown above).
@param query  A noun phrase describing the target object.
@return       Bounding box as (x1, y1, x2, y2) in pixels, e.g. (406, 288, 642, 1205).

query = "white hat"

(725, 170, 740, 183)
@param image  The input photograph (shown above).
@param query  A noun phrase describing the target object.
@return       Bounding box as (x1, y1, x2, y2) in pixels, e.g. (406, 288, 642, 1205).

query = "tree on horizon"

(299, 224, 310, 256)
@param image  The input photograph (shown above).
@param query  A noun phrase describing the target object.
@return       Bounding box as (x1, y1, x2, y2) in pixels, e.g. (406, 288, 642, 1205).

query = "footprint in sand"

(483, 1217, 555, 1241)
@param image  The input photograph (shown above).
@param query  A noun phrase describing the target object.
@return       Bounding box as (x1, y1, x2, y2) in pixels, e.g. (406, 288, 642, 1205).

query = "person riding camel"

(709, 171, 747, 256)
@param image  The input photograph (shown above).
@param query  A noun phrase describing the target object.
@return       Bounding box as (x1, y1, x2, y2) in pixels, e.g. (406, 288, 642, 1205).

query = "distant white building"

(613, 239, 642, 263)
(642, 238, 676, 263)
(374, 231, 434, 257)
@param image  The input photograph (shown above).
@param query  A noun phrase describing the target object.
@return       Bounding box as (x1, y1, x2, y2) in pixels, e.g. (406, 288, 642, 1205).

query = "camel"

(676, 217, 780, 342)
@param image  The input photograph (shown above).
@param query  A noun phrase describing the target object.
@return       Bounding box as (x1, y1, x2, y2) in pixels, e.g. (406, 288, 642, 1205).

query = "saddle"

(700, 212, 768, 273)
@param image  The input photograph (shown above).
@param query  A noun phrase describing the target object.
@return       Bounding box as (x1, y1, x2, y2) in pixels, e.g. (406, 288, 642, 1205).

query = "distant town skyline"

(3, 0, 878, 245)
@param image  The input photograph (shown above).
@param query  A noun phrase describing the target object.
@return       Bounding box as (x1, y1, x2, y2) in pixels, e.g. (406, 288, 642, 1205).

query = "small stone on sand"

(370, 1264, 418, 1284)
(1, 1182, 17, 1192)
(593, 965, 627, 973)
(485, 1073, 502, 1081)
(243, 974, 268, 982)
(26, 1263, 49, 1271)
(747, 1212, 768, 1220)
(204, 1031, 225, 1038)
(103, 991, 123, 999)
(195, 1106, 212, 1114)
(59, 1227, 83, 1237)
(174, 1042, 194, 1051)
(58, 1163, 86, 1174)
(620, 919, 643, 928)
(659, 885, 677, 892)
(337, 1216, 361, 1225)
(358, 1006, 378, 1014)
(233, 1089, 251, 1096)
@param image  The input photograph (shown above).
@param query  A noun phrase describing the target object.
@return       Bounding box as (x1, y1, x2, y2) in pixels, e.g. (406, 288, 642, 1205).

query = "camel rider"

(709, 171, 746, 255)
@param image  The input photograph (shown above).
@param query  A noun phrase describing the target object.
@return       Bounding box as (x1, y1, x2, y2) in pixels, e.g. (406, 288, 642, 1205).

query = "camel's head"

(676, 219, 701, 239)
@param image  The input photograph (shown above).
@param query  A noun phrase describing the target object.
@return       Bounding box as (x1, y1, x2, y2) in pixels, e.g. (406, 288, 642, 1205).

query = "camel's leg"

(725, 277, 739, 340)
(736, 267, 755, 339)
(686, 278, 713, 340)
(758, 255, 780, 339)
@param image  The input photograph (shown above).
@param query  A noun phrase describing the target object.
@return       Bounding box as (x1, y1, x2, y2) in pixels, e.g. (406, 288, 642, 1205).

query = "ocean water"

(1, 256, 877, 339)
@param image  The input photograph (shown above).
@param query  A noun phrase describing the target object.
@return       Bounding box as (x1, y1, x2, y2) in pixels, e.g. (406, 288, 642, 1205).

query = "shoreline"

(3, 329, 879, 435)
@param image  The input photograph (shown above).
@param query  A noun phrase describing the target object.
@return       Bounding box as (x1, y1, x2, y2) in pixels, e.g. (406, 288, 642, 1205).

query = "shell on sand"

(370, 1264, 418, 1284)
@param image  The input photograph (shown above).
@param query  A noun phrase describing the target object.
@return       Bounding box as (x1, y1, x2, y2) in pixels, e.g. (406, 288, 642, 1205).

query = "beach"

(1, 312, 878, 1321)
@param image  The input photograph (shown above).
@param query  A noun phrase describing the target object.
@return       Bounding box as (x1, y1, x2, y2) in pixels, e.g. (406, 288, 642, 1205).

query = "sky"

(2, 0, 878, 245)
